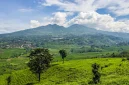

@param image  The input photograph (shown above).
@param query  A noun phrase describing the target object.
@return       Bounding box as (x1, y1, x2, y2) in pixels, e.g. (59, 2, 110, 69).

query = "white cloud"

(40, 0, 129, 33)
(66, 11, 129, 32)
(40, 12, 73, 26)
(51, 12, 67, 26)
(36, 11, 129, 33)
(29, 12, 70, 28)
(30, 20, 41, 28)
(28, 12, 68, 27)
(43, 0, 95, 12)
(106, 0, 129, 16)
(43, 0, 129, 16)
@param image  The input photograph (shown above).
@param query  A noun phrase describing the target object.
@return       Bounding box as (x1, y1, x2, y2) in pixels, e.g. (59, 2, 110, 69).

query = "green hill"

(1, 58, 129, 85)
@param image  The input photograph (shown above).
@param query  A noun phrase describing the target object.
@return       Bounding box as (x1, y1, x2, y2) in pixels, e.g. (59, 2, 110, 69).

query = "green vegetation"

(0, 57, 28, 75)
(0, 45, 129, 85)
(0, 24, 129, 85)
(91, 63, 101, 84)
(28, 48, 53, 82)
(0, 48, 26, 59)
(1, 58, 129, 85)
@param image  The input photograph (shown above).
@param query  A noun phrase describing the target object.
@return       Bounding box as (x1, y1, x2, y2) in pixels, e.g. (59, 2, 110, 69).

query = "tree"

(59, 50, 67, 63)
(92, 63, 101, 84)
(27, 48, 53, 82)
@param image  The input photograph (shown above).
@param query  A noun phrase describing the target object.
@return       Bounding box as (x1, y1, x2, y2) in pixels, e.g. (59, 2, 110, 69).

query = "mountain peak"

(46, 24, 58, 26)
(45, 24, 65, 28)
(69, 24, 85, 28)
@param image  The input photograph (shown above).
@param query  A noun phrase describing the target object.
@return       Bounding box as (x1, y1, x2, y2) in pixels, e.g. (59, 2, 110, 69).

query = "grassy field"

(0, 48, 26, 59)
(0, 46, 129, 85)
(0, 57, 29, 75)
(1, 58, 129, 85)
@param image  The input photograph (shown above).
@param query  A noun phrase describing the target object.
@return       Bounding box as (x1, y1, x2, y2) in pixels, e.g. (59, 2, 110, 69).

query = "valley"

(0, 24, 129, 85)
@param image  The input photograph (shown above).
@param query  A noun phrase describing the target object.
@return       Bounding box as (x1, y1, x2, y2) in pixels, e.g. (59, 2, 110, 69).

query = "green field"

(0, 48, 26, 59)
(0, 46, 129, 85)
(1, 58, 129, 85)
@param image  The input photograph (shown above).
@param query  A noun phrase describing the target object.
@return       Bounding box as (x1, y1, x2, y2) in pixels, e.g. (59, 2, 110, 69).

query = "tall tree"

(27, 48, 53, 82)
(59, 50, 67, 63)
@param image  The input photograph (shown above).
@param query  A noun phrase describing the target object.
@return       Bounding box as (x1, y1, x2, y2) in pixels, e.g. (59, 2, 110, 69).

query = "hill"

(1, 58, 129, 85)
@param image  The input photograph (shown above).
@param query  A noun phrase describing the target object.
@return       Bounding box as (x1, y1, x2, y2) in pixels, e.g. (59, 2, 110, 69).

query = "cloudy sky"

(1, 0, 129, 34)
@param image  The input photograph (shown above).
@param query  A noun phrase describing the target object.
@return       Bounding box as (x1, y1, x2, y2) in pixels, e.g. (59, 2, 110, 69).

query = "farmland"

(0, 45, 129, 85)
(1, 58, 129, 85)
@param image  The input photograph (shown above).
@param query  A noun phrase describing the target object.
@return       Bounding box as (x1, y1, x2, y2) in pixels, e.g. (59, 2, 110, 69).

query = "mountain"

(1, 24, 64, 36)
(0, 24, 129, 48)
(0, 24, 99, 36)
(1, 24, 129, 40)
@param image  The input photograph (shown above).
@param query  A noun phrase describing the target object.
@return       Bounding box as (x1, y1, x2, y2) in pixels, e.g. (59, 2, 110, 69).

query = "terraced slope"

(1, 58, 129, 85)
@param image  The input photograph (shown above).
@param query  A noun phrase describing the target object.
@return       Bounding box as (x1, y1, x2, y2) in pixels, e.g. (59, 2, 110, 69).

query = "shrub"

(122, 58, 126, 61)
(92, 63, 101, 84)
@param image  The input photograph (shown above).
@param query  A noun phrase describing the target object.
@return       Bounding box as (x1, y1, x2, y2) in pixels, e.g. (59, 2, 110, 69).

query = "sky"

(1, 0, 129, 34)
